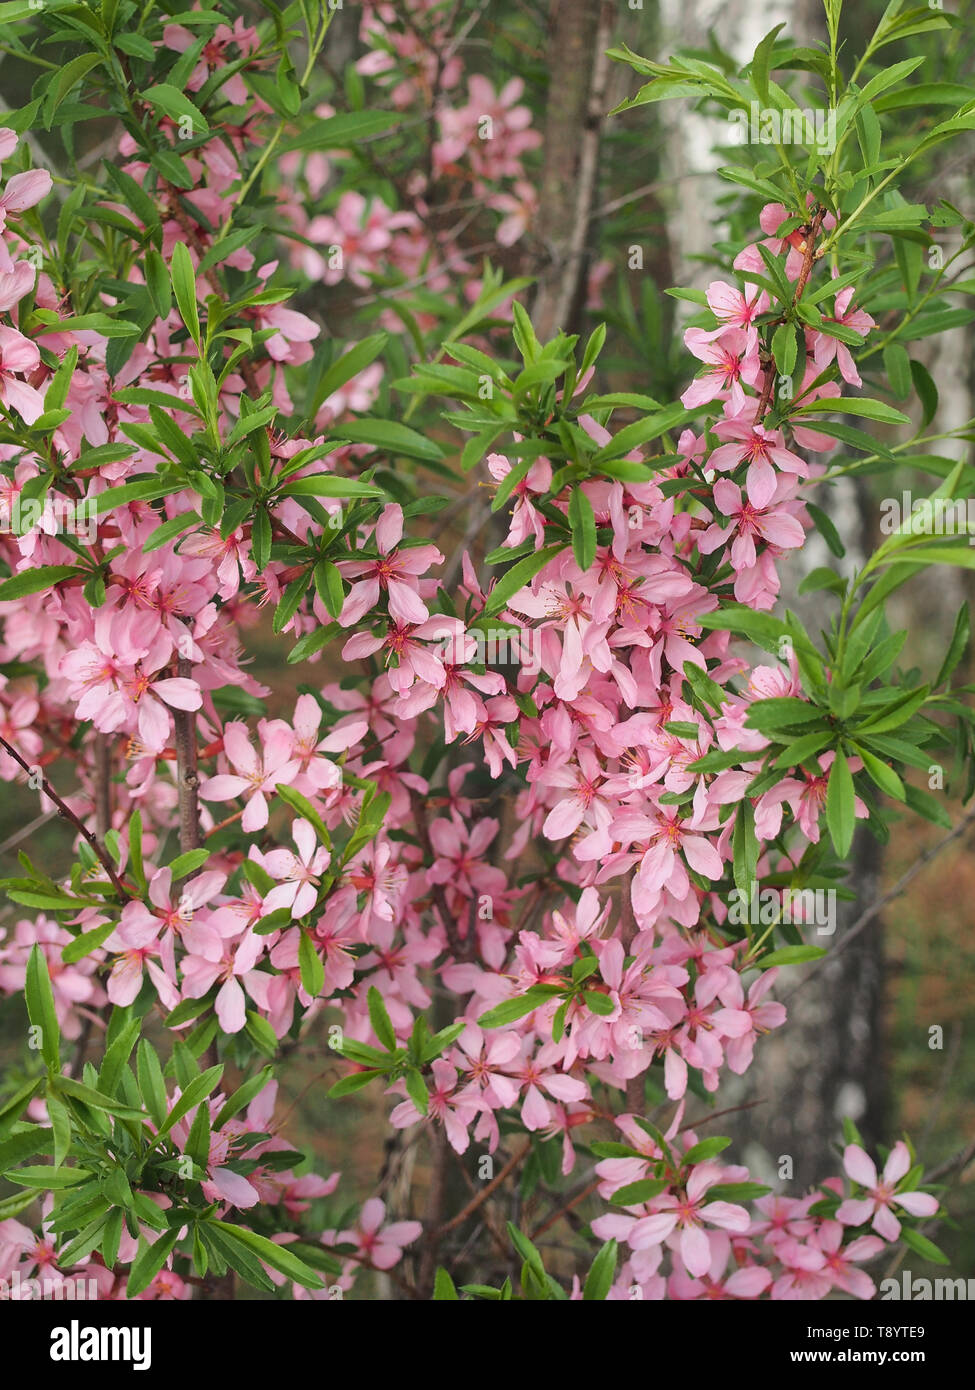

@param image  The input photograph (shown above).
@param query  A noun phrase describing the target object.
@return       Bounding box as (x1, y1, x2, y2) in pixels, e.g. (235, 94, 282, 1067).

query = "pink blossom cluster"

(591, 1119, 936, 1300)
(0, 25, 938, 1298)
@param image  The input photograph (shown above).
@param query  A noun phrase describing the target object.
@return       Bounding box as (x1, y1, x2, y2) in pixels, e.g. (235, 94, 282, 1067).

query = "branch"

(173, 657, 202, 857)
(783, 803, 975, 1005)
(0, 734, 130, 900)
(435, 1139, 532, 1238)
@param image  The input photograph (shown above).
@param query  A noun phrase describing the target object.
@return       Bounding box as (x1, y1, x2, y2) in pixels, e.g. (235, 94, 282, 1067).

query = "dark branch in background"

(173, 656, 202, 857)
(783, 802, 975, 1006)
(435, 1139, 532, 1238)
(530, 0, 614, 341)
(0, 733, 130, 899)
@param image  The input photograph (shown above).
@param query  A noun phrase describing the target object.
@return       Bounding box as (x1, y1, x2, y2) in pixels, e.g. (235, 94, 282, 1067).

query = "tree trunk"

(531, 0, 615, 341)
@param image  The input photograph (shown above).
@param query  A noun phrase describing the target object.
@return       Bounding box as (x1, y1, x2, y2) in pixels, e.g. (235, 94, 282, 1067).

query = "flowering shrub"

(0, 0, 971, 1303)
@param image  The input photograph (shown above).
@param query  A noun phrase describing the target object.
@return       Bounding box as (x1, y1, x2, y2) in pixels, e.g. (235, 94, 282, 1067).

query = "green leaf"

(825, 748, 855, 856)
(478, 988, 559, 1029)
(568, 486, 597, 571)
(761, 944, 828, 968)
(167, 848, 210, 881)
(682, 1136, 732, 1165)
(701, 1181, 771, 1203)
(339, 418, 443, 462)
(582, 1239, 618, 1301)
(309, 334, 387, 416)
(610, 1178, 669, 1206)
(806, 502, 845, 559)
(216, 1221, 325, 1289)
(582, 990, 615, 1016)
(280, 109, 400, 153)
(902, 782, 952, 829)
(328, 1069, 384, 1099)
(5, 1165, 92, 1188)
(53, 1077, 144, 1120)
(483, 542, 564, 618)
(883, 342, 912, 401)
(900, 1225, 949, 1266)
(139, 83, 209, 134)
(733, 800, 758, 899)
(405, 1069, 429, 1116)
(854, 747, 905, 801)
(936, 603, 969, 687)
(137, 1040, 168, 1127)
(298, 930, 324, 998)
(46, 1094, 71, 1169)
(593, 404, 691, 462)
(772, 322, 798, 378)
(25, 944, 60, 1072)
(157, 1065, 222, 1137)
(126, 1228, 182, 1298)
(910, 358, 939, 427)
(367, 986, 396, 1051)
(0, 566, 83, 602)
(279, 475, 384, 499)
(0, 1189, 40, 1220)
(170, 241, 201, 347)
(793, 397, 910, 425)
(433, 1266, 460, 1299)
(313, 560, 344, 620)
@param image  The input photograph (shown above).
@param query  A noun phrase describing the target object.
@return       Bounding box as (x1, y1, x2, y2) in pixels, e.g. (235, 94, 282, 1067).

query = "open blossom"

(698, 478, 805, 570)
(336, 1198, 422, 1270)
(338, 503, 442, 627)
(594, 1162, 751, 1278)
(200, 721, 300, 831)
(261, 818, 331, 918)
(0, 326, 43, 423)
(836, 1142, 939, 1240)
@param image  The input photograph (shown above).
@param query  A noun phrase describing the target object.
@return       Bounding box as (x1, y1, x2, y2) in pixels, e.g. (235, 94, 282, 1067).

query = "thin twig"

(783, 804, 975, 1004)
(435, 1139, 532, 1239)
(0, 734, 130, 899)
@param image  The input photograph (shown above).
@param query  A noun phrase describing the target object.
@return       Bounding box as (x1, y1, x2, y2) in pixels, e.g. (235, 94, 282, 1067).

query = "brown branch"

(530, 1177, 601, 1239)
(435, 1139, 532, 1238)
(0, 734, 130, 899)
(173, 657, 202, 858)
(783, 803, 975, 1005)
(678, 1098, 767, 1132)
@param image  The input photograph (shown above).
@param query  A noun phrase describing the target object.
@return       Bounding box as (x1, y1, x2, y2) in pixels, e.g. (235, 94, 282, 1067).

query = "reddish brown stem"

(0, 733, 130, 900)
